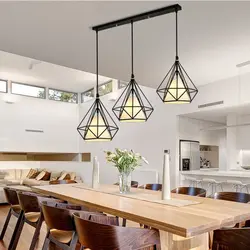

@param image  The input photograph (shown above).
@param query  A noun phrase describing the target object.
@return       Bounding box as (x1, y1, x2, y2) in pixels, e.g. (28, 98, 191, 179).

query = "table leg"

(160, 230, 209, 250)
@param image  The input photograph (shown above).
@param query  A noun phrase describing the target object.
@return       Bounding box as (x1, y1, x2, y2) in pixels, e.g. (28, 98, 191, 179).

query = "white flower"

(110, 153, 116, 158)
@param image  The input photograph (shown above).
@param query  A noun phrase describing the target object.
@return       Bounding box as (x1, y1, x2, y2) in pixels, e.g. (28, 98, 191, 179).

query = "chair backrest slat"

(17, 192, 41, 213)
(4, 188, 19, 205)
(145, 184, 162, 191)
(171, 187, 206, 197)
(73, 213, 159, 249)
(213, 192, 250, 203)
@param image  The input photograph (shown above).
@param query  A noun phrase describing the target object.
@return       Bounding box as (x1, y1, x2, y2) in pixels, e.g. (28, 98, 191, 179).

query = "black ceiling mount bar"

(92, 4, 182, 31)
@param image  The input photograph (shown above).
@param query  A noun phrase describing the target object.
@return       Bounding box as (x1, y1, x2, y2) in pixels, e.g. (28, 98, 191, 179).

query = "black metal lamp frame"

(92, 5, 182, 122)
(77, 31, 119, 141)
(156, 10, 198, 103)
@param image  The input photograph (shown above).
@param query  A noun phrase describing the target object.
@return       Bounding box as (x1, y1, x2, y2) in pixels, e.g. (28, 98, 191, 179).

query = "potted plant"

(105, 149, 148, 193)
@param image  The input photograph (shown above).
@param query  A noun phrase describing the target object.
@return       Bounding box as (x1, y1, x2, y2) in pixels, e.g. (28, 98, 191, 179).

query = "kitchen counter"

(181, 169, 250, 178)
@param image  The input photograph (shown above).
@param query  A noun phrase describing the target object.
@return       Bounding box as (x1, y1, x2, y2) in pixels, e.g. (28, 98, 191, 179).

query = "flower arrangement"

(105, 148, 148, 174)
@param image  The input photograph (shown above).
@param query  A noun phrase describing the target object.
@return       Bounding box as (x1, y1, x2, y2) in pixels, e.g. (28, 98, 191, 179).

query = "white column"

(226, 114, 241, 170)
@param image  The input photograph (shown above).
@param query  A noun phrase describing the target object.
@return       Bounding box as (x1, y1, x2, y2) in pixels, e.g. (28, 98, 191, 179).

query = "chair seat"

(25, 212, 41, 223)
(50, 229, 74, 244)
(11, 204, 21, 213)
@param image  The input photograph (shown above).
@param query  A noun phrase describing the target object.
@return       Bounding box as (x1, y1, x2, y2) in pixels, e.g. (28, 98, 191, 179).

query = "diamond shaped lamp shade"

(156, 60, 198, 103)
(77, 98, 119, 141)
(112, 78, 154, 122)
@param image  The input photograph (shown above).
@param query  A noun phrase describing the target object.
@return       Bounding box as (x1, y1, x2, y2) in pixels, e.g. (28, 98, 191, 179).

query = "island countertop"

(181, 169, 250, 178)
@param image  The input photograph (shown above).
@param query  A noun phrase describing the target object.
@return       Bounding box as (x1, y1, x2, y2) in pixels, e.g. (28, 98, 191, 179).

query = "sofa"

(0, 168, 82, 203)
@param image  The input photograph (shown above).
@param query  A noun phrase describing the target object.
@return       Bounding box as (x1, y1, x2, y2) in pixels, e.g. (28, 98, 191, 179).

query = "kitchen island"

(181, 169, 250, 178)
(180, 169, 250, 192)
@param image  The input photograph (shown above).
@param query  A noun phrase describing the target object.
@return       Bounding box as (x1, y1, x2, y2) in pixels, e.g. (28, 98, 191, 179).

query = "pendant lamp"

(77, 31, 119, 141)
(112, 21, 154, 122)
(156, 11, 198, 103)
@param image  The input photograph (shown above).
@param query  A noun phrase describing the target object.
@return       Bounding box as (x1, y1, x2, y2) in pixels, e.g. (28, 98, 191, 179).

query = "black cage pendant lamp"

(77, 31, 119, 141)
(156, 11, 198, 103)
(112, 21, 154, 122)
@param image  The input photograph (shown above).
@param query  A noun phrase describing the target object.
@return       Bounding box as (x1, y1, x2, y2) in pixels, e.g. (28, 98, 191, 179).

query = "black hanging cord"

(96, 30, 99, 97)
(175, 10, 178, 60)
(131, 21, 134, 78)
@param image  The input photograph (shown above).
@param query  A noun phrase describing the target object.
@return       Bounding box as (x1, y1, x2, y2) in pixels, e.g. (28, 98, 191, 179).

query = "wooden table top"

(32, 183, 250, 238)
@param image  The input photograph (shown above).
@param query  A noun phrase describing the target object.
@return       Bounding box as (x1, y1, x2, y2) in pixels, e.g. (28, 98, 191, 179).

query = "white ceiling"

(0, 1, 249, 89)
(183, 104, 250, 124)
(0, 50, 110, 92)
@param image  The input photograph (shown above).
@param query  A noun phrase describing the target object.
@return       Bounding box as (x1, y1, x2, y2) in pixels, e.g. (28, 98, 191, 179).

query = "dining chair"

(41, 201, 102, 250)
(114, 180, 139, 188)
(8, 191, 63, 250)
(210, 191, 250, 249)
(49, 180, 77, 185)
(0, 187, 22, 244)
(213, 191, 250, 203)
(144, 184, 162, 191)
(131, 181, 139, 188)
(212, 227, 250, 250)
(171, 187, 206, 197)
(73, 213, 160, 250)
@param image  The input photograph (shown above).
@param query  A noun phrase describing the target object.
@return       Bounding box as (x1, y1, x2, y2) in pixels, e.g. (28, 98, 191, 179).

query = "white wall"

(226, 113, 250, 170)
(0, 93, 79, 153)
(79, 86, 179, 187)
(2, 69, 250, 186)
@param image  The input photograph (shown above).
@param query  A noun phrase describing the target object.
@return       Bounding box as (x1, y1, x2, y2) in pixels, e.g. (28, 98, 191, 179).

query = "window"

(49, 88, 78, 103)
(118, 80, 128, 89)
(11, 82, 45, 98)
(98, 80, 113, 96)
(81, 88, 95, 103)
(0, 80, 7, 93)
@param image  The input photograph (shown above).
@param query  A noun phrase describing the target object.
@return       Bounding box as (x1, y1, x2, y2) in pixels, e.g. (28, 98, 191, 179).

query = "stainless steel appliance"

(179, 140, 200, 171)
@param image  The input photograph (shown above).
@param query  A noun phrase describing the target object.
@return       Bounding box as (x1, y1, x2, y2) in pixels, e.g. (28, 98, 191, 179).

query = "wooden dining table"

(32, 183, 250, 250)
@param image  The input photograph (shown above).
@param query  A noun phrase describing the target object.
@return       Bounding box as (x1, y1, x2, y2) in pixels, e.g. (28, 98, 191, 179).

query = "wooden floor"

(0, 204, 47, 250)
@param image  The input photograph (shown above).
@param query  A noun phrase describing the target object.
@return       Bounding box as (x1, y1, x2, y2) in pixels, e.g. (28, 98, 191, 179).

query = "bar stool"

(73, 213, 160, 250)
(203, 178, 223, 196)
(185, 176, 203, 188)
(41, 201, 102, 250)
(227, 180, 249, 193)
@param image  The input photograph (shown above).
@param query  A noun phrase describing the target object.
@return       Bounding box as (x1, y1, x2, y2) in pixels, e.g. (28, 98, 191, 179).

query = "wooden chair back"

(41, 201, 98, 231)
(145, 184, 162, 191)
(131, 181, 139, 188)
(213, 192, 250, 203)
(3, 187, 19, 205)
(42, 202, 78, 231)
(17, 192, 41, 213)
(114, 181, 139, 188)
(49, 180, 77, 185)
(73, 213, 159, 249)
(171, 187, 206, 197)
(212, 228, 250, 250)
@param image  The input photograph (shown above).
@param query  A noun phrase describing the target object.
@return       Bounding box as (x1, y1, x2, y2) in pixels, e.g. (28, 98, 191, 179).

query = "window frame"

(11, 81, 46, 99)
(81, 87, 95, 103)
(118, 80, 128, 89)
(0, 79, 8, 93)
(48, 88, 78, 104)
(98, 80, 113, 97)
